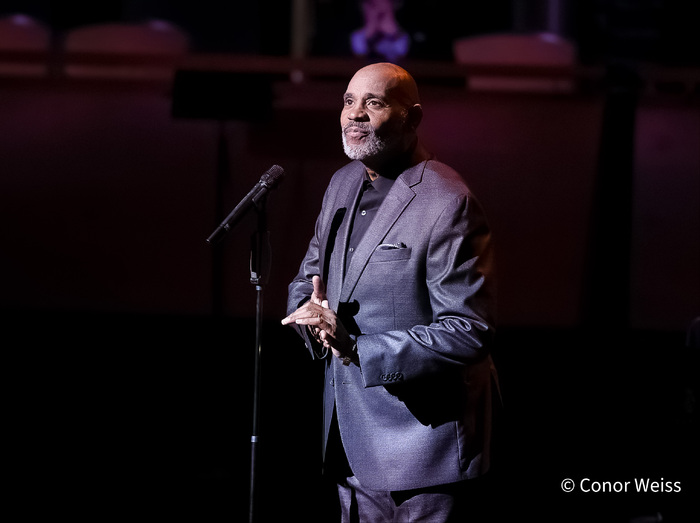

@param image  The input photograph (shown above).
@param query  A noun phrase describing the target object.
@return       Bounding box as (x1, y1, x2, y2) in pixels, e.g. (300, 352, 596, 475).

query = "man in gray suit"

(282, 62, 498, 522)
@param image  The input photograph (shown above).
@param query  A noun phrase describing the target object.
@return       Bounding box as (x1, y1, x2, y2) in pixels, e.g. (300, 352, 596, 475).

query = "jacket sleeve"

(358, 191, 496, 387)
(286, 191, 330, 360)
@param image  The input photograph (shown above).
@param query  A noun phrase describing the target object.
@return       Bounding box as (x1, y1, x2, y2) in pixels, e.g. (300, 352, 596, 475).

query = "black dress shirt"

(344, 172, 396, 275)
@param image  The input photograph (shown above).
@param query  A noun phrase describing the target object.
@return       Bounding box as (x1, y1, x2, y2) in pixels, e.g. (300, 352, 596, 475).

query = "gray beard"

(341, 125, 387, 160)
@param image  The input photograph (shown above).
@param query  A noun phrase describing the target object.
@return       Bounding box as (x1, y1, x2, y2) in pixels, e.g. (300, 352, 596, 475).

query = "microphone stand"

(247, 196, 270, 523)
(206, 167, 280, 522)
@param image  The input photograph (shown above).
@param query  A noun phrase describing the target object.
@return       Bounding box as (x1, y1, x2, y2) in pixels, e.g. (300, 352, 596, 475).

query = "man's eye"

(344, 98, 354, 106)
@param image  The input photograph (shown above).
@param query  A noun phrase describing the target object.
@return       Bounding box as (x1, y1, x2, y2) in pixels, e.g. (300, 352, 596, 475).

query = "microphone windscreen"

(261, 165, 285, 187)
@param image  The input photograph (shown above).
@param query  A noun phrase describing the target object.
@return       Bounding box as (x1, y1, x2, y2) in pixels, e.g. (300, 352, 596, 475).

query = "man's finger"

(281, 308, 313, 325)
(281, 297, 319, 324)
(283, 306, 325, 326)
(312, 275, 327, 302)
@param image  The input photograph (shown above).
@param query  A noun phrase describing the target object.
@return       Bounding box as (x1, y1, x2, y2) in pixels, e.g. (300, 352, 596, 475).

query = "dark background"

(3, 0, 700, 64)
(2, 1, 698, 521)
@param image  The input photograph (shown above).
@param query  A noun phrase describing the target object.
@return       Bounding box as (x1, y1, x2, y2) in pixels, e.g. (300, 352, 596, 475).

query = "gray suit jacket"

(287, 159, 498, 491)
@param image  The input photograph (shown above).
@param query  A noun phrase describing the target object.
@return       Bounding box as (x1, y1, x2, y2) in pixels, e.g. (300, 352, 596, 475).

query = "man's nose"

(348, 106, 368, 121)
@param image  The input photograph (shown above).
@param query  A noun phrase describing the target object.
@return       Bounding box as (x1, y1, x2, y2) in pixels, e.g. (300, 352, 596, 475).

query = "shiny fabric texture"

(337, 475, 471, 523)
(287, 159, 498, 491)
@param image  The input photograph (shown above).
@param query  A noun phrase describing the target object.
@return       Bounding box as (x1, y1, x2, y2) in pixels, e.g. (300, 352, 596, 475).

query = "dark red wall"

(1, 78, 698, 330)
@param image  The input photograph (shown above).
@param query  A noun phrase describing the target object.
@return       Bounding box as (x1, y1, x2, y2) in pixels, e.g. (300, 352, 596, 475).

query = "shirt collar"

(363, 170, 396, 198)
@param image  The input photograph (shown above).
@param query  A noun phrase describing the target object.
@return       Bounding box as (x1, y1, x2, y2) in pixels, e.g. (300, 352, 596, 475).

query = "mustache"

(343, 122, 373, 133)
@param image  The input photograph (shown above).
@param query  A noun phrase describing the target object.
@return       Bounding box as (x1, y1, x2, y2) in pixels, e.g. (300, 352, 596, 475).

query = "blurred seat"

(63, 20, 190, 80)
(0, 14, 51, 77)
(453, 32, 576, 93)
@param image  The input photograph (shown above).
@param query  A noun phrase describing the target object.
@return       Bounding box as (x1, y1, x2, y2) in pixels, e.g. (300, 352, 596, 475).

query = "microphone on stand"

(206, 165, 285, 244)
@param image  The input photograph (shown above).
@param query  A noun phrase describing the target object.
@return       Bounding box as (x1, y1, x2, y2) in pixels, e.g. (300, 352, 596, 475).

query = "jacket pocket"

(368, 246, 412, 263)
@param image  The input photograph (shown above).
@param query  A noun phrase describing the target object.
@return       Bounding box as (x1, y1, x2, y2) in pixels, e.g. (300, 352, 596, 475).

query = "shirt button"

(361, 210, 367, 216)
(348, 247, 354, 253)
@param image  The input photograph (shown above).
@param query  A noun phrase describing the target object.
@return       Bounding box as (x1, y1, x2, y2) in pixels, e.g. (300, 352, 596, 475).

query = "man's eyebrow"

(343, 92, 387, 102)
(366, 92, 387, 101)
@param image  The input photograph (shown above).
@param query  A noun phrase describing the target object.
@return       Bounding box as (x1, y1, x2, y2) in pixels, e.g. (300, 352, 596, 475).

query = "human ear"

(407, 104, 423, 130)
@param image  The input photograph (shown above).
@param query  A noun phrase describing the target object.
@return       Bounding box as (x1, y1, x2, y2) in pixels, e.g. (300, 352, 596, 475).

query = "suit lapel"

(322, 162, 366, 310)
(339, 161, 426, 302)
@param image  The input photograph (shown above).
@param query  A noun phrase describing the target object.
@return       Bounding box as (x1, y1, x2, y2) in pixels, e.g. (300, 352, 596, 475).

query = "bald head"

(349, 62, 420, 109)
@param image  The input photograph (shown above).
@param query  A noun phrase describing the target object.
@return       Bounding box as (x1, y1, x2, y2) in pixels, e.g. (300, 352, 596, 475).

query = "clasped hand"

(282, 276, 357, 365)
